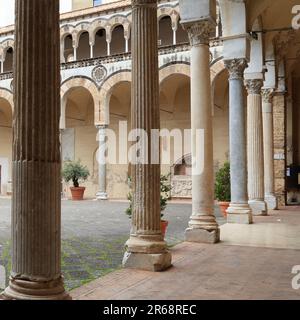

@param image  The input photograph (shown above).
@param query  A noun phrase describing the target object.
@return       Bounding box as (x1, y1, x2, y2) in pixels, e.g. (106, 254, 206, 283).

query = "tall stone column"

(245, 79, 267, 215)
(224, 59, 252, 224)
(96, 125, 108, 200)
(122, 0, 171, 271)
(183, 21, 220, 243)
(262, 89, 278, 210)
(2, 0, 69, 300)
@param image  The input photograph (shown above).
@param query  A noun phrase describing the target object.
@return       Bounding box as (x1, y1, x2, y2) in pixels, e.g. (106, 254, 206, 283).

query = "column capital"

(245, 79, 263, 95)
(261, 88, 274, 103)
(224, 59, 248, 80)
(183, 20, 216, 46)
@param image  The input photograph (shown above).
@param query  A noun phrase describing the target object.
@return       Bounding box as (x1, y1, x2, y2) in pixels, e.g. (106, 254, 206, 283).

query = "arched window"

(158, 16, 173, 46)
(111, 25, 125, 55)
(77, 32, 90, 60)
(94, 28, 107, 57)
(64, 34, 73, 62)
(3, 47, 13, 72)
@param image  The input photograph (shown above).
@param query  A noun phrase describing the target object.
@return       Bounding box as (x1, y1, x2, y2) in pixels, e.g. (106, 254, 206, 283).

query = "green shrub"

(126, 174, 172, 219)
(215, 162, 231, 202)
(62, 160, 90, 188)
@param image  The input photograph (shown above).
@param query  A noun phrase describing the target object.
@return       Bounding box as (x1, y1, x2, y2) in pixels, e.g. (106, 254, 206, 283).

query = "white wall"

(0, 0, 73, 28)
(0, 0, 15, 28)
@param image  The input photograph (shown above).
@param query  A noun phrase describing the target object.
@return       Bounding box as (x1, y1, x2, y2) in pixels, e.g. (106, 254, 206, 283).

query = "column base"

(1, 277, 71, 300)
(122, 251, 172, 272)
(248, 200, 268, 216)
(96, 192, 108, 200)
(226, 203, 253, 224)
(123, 235, 172, 271)
(185, 227, 220, 244)
(265, 194, 278, 210)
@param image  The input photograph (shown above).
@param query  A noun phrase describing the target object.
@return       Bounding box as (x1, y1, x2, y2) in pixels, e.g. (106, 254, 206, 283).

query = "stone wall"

(273, 93, 286, 206)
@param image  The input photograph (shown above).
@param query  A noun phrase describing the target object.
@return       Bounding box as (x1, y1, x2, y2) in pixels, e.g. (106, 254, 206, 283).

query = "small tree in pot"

(62, 160, 90, 201)
(126, 174, 172, 238)
(215, 161, 231, 217)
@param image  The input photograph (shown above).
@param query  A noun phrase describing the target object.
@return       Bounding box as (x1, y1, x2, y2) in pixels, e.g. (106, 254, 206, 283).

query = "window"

(94, 0, 103, 6)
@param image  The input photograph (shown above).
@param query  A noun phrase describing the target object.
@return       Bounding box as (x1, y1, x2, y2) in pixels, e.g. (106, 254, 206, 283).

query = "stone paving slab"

(0, 198, 225, 291)
(70, 207, 300, 300)
(72, 241, 300, 300)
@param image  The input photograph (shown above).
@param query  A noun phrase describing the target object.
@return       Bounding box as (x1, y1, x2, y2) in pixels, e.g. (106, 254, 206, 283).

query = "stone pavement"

(0, 198, 225, 290)
(71, 207, 300, 300)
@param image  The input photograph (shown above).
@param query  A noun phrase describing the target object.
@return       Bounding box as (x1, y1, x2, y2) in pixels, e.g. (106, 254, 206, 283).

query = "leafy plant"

(215, 161, 231, 202)
(62, 160, 90, 188)
(126, 174, 172, 219)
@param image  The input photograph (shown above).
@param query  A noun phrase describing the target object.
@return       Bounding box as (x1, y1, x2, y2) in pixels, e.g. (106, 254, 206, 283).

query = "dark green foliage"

(62, 160, 90, 188)
(215, 162, 231, 202)
(126, 174, 172, 219)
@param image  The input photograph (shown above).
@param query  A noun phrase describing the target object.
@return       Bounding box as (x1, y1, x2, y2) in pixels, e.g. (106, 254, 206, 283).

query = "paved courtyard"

(0, 198, 225, 290)
(71, 207, 300, 300)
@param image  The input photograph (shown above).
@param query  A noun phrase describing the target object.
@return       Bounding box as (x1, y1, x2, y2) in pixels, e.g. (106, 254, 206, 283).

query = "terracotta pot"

(70, 187, 86, 201)
(218, 201, 230, 217)
(161, 220, 169, 238)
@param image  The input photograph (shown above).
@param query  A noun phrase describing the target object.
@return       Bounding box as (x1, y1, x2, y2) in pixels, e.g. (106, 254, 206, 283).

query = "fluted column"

(183, 21, 220, 243)
(122, 0, 171, 271)
(3, 0, 69, 300)
(262, 89, 278, 210)
(96, 125, 108, 200)
(245, 79, 268, 215)
(224, 59, 252, 224)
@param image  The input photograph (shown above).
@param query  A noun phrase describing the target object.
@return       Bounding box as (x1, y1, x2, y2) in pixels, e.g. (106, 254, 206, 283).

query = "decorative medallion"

(92, 65, 107, 85)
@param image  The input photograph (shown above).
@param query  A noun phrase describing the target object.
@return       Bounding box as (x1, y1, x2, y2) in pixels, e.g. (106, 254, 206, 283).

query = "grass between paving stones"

(0, 235, 128, 291)
(0, 233, 182, 291)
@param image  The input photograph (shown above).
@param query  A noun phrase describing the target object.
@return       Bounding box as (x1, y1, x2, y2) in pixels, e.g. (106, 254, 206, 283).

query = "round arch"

(60, 77, 98, 128)
(159, 63, 190, 84)
(0, 88, 14, 112)
(210, 59, 226, 85)
(98, 70, 131, 125)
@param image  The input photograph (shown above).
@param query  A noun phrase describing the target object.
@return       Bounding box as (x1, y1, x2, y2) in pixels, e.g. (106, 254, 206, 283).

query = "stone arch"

(98, 70, 131, 125)
(0, 88, 14, 112)
(159, 63, 190, 85)
(210, 58, 226, 84)
(74, 22, 92, 47)
(0, 39, 15, 61)
(157, 6, 179, 21)
(60, 25, 75, 42)
(60, 77, 98, 128)
(89, 19, 108, 41)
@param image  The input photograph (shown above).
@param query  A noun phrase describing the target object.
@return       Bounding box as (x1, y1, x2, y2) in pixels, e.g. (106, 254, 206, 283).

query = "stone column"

(262, 88, 278, 210)
(183, 21, 220, 243)
(123, 0, 171, 271)
(245, 79, 267, 215)
(3, 0, 69, 300)
(107, 40, 111, 56)
(96, 125, 108, 200)
(90, 42, 94, 59)
(0, 59, 3, 73)
(224, 59, 252, 224)
(73, 45, 77, 61)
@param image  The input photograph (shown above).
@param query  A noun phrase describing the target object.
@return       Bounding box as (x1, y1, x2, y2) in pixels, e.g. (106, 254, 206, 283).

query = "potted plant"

(215, 161, 231, 217)
(126, 174, 172, 237)
(62, 160, 90, 201)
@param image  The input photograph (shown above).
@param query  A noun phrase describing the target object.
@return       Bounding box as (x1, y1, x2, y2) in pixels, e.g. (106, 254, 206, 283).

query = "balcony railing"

(0, 39, 223, 80)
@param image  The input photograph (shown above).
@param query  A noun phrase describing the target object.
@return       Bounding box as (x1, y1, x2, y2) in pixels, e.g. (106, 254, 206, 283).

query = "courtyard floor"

(0, 198, 225, 291)
(71, 207, 300, 300)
